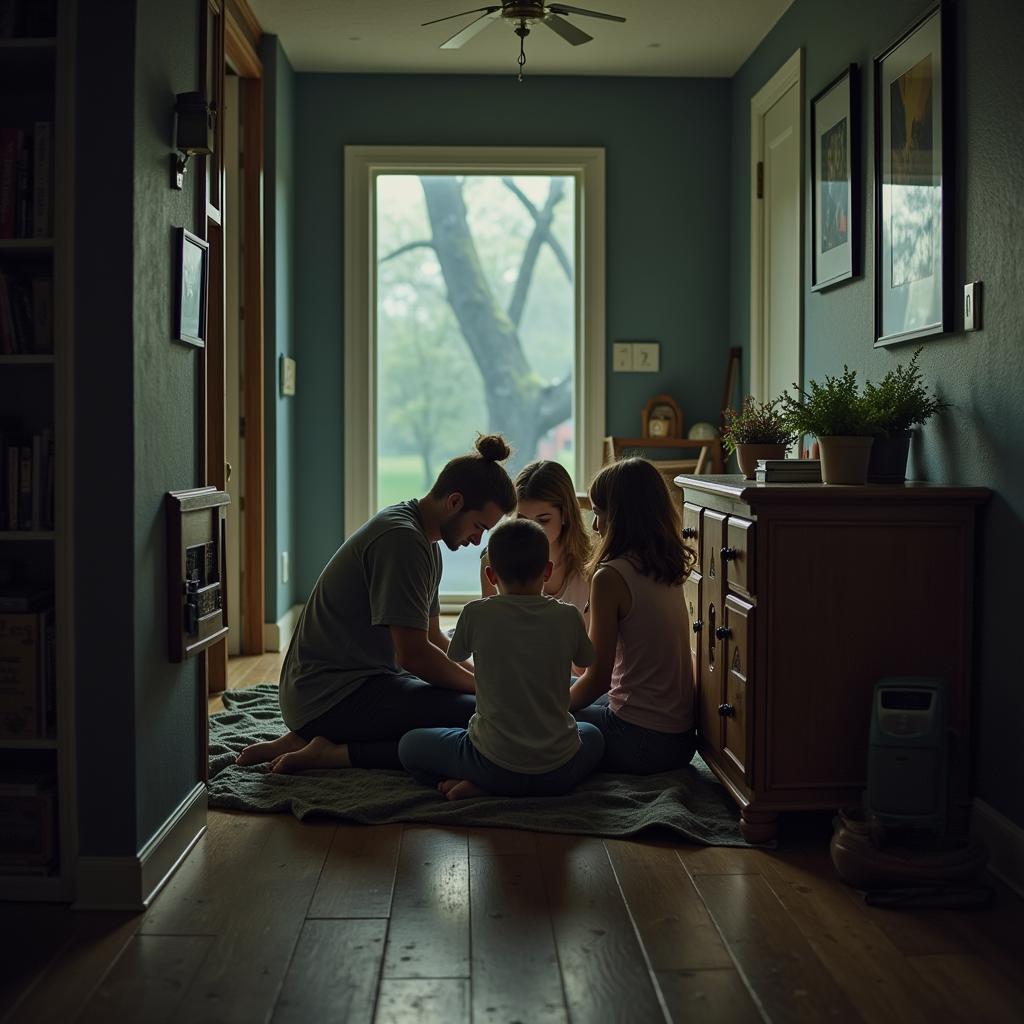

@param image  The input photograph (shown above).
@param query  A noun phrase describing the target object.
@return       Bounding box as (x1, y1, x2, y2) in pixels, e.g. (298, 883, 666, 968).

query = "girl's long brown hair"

(515, 460, 593, 583)
(586, 458, 695, 584)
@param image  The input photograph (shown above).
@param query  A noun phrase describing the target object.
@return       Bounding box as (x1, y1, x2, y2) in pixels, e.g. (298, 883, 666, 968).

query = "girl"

(480, 459, 592, 621)
(569, 457, 696, 774)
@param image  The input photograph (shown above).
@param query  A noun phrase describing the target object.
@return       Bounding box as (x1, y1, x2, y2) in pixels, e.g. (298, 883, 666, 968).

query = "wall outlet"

(963, 281, 982, 331)
(633, 342, 660, 372)
(281, 551, 289, 584)
(612, 342, 633, 371)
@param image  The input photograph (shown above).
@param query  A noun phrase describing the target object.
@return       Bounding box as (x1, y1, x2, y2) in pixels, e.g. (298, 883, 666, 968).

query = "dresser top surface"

(674, 474, 991, 506)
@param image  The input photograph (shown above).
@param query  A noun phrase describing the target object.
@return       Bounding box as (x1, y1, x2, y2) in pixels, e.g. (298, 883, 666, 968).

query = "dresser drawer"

(701, 510, 726, 595)
(683, 571, 703, 668)
(682, 502, 702, 571)
(723, 516, 755, 600)
(720, 595, 754, 784)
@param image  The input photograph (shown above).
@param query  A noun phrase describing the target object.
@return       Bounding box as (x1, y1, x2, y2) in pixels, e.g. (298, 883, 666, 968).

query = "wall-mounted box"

(166, 487, 230, 662)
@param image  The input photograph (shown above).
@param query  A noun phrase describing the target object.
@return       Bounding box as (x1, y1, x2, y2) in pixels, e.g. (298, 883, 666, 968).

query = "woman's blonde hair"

(586, 458, 695, 585)
(514, 460, 593, 583)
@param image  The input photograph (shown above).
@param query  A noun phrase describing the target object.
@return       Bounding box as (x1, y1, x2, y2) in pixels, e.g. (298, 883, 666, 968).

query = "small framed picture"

(873, 4, 951, 347)
(810, 63, 858, 291)
(175, 227, 209, 348)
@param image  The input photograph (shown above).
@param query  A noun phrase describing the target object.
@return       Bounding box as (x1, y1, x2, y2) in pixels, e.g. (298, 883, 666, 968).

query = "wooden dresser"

(674, 475, 989, 843)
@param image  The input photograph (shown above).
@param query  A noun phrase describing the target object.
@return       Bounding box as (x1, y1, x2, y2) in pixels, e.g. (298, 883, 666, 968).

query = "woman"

(480, 459, 592, 620)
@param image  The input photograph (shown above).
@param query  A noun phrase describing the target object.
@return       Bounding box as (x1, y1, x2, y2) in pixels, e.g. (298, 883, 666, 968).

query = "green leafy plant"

(780, 366, 876, 437)
(863, 348, 949, 436)
(721, 396, 796, 455)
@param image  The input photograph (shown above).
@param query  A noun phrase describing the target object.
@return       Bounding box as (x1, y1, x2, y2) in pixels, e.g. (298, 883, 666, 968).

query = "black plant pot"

(867, 430, 912, 483)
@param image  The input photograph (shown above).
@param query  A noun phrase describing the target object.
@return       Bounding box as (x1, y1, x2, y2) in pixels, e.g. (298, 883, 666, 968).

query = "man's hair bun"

(475, 433, 511, 463)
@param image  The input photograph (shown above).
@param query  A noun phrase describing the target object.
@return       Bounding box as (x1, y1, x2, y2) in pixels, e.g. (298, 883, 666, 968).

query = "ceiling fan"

(422, 2, 627, 81)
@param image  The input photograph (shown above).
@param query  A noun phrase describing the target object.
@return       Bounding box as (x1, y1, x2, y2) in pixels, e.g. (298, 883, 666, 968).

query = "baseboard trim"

(972, 797, 1024, 899)
(262, 603, 302, 653)
(74, 783, 207, 910)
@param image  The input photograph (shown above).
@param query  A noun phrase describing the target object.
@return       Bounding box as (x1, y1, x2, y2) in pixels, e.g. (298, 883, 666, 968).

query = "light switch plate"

(280, 354, 297, 395)
(963, 281, 981, 331)
(633, 342, 660, 372)
(612, 343, 633, 371)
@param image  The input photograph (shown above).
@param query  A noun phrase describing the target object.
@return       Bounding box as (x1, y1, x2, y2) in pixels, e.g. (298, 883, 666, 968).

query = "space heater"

(866, 677, 947, 831)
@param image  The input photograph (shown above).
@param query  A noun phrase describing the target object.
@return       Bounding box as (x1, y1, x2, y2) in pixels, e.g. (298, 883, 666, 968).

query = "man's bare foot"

(444, 779, 488, 801)
(437, 779, 460, 795)
(235, 731, 306, 766)
(270, 735, 351, 774)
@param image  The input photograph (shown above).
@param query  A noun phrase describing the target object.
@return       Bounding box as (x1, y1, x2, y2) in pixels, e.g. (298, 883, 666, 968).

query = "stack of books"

(755, 459, 822, 483)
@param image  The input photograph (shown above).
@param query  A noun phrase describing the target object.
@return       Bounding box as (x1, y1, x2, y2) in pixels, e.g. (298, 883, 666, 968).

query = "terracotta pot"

(868, 430, 913, 483)
(735, 443, 788, 480)
(817, 435, 874, 485)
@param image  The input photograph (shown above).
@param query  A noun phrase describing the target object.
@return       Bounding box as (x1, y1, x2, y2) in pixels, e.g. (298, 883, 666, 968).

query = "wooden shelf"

(0, 872, 69, 903)
(0, 737, 57, 749)
(0, 355, 55, 365)
(0, 238, 54, 251)
(0, 531, 55, 541)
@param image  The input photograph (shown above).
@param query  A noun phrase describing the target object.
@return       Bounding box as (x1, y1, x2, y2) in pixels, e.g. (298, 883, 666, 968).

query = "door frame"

(749, 49, 802, 401)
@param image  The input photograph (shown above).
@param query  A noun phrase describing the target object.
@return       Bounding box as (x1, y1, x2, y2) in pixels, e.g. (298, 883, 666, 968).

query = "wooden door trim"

(225, 1, 262, 78)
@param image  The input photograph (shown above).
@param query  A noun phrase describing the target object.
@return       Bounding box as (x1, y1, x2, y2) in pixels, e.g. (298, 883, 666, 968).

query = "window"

(344, 147, 606, 603)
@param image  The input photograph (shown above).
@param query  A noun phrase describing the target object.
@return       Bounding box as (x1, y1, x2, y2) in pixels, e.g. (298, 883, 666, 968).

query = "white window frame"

(343, 145, 606, 538)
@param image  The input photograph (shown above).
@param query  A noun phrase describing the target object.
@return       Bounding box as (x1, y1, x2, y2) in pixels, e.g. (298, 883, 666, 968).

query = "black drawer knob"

(720, 546, 738, 561)
(715, 626, 731, 639)
(692, 619, 703, 633)
(682, 527, 698, 539)
(718, 703, 735, 717)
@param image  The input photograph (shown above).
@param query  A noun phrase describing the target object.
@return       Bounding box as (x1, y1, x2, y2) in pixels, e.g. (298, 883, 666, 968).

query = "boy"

(399, 518, 604, 800)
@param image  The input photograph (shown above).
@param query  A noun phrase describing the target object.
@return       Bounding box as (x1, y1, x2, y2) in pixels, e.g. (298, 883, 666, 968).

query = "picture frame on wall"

(811, 64, 858, 291)
(175, 227, 209, 348)
(873, 4, 951, 347)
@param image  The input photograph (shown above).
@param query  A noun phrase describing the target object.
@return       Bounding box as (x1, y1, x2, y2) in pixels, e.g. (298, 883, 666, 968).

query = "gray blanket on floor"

(208, 683, 750, 846)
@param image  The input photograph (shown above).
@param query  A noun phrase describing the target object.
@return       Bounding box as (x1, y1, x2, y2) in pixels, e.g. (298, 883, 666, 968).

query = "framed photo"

(175, 227, 209, 347)
(873, 4, 951, 347)
(811, 64, 858, 291)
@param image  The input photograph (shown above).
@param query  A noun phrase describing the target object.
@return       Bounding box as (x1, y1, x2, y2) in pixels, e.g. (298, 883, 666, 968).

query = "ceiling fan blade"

(439, 9, 502, 48)
(422, 6, 499, 28)
(548, 4, 626, 22)
(543, 14, 593, 45)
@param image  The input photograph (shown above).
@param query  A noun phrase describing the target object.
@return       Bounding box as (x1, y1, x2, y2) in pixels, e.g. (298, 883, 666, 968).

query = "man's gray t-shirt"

(279, 500, 441, 730)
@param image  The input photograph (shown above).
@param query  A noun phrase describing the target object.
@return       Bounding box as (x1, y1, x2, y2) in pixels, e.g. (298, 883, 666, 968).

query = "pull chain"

(516, 21, 528, 82)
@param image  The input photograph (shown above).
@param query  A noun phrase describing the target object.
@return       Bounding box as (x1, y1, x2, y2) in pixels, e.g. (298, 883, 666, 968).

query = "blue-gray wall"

(75, 0, 203, 854)
(262, 36, 298, 622)
(731, 0, 1024, 827)
(290, 73, 733, 595)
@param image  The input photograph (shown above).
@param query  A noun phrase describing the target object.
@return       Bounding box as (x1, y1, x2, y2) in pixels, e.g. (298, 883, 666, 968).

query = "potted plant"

(863, 348, 949, 483)
(780, 367, 877, 484)
(722, 396, 797, 479)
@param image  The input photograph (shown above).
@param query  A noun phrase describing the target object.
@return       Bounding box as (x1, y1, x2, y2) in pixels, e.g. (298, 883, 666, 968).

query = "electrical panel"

(166, 486, 230, 661)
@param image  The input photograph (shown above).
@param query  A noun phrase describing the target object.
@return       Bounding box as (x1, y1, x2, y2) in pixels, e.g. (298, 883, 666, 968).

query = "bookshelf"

(0, 0, 74, 901)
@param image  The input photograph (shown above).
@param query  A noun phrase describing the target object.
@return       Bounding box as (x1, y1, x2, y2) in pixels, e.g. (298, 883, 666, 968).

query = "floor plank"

(4, 912, 141, 1024)
(606, 839, 734, 972)
(655, 968, 763, 1024)
(908, 952, 1024, 1023)
(537, 834, 666, 1023)
(271, 919, 387, 1024)
(157, 813, 335, 1024)
(692, 872, 860, 1022)
(77, 935, 212, 1024)
(373, 979, 469, 1024)
(466, 826, 538, 857)
(381, 827, 469, 980)
(307, 823, 402, 919)
(470, 853, 566, 1024)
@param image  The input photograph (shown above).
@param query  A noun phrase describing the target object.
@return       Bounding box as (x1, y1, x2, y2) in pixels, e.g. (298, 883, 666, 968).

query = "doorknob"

(225, 461, 232, 482)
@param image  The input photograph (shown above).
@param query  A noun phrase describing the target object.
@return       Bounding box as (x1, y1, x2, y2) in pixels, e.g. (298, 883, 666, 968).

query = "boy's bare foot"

(437, 779, 460, 795)
(235, 731, 306, 766)
(444, 779, 487, 801)
(270, 735, 351, 774)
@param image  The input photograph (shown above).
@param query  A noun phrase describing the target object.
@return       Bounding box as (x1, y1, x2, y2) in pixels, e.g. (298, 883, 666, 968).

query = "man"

(235, 434, 516, 772)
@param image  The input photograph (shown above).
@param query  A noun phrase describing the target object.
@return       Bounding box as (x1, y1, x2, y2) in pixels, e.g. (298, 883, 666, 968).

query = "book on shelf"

(0, 429, 53, 529)
(0, 771, 57, 871)
(755, 459, 823, 483)
(0, 125, 16, 239)
(0, 584, 53, 611)
(0, 606, 55, 740)
(32, 121, 51, 239)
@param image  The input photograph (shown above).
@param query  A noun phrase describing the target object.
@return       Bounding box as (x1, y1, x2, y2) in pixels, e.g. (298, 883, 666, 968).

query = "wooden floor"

(3, 651, 1023, 1023)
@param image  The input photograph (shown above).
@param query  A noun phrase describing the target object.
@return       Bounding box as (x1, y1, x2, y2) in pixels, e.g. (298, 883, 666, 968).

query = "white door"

(751, 51, 802, 406)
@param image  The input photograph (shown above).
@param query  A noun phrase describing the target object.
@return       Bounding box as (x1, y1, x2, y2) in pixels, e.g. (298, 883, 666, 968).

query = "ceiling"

(248, 1, 794, 78)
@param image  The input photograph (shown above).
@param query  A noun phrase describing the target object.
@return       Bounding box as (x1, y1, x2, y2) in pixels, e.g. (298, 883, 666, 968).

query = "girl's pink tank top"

(605, 557, 694, 734)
